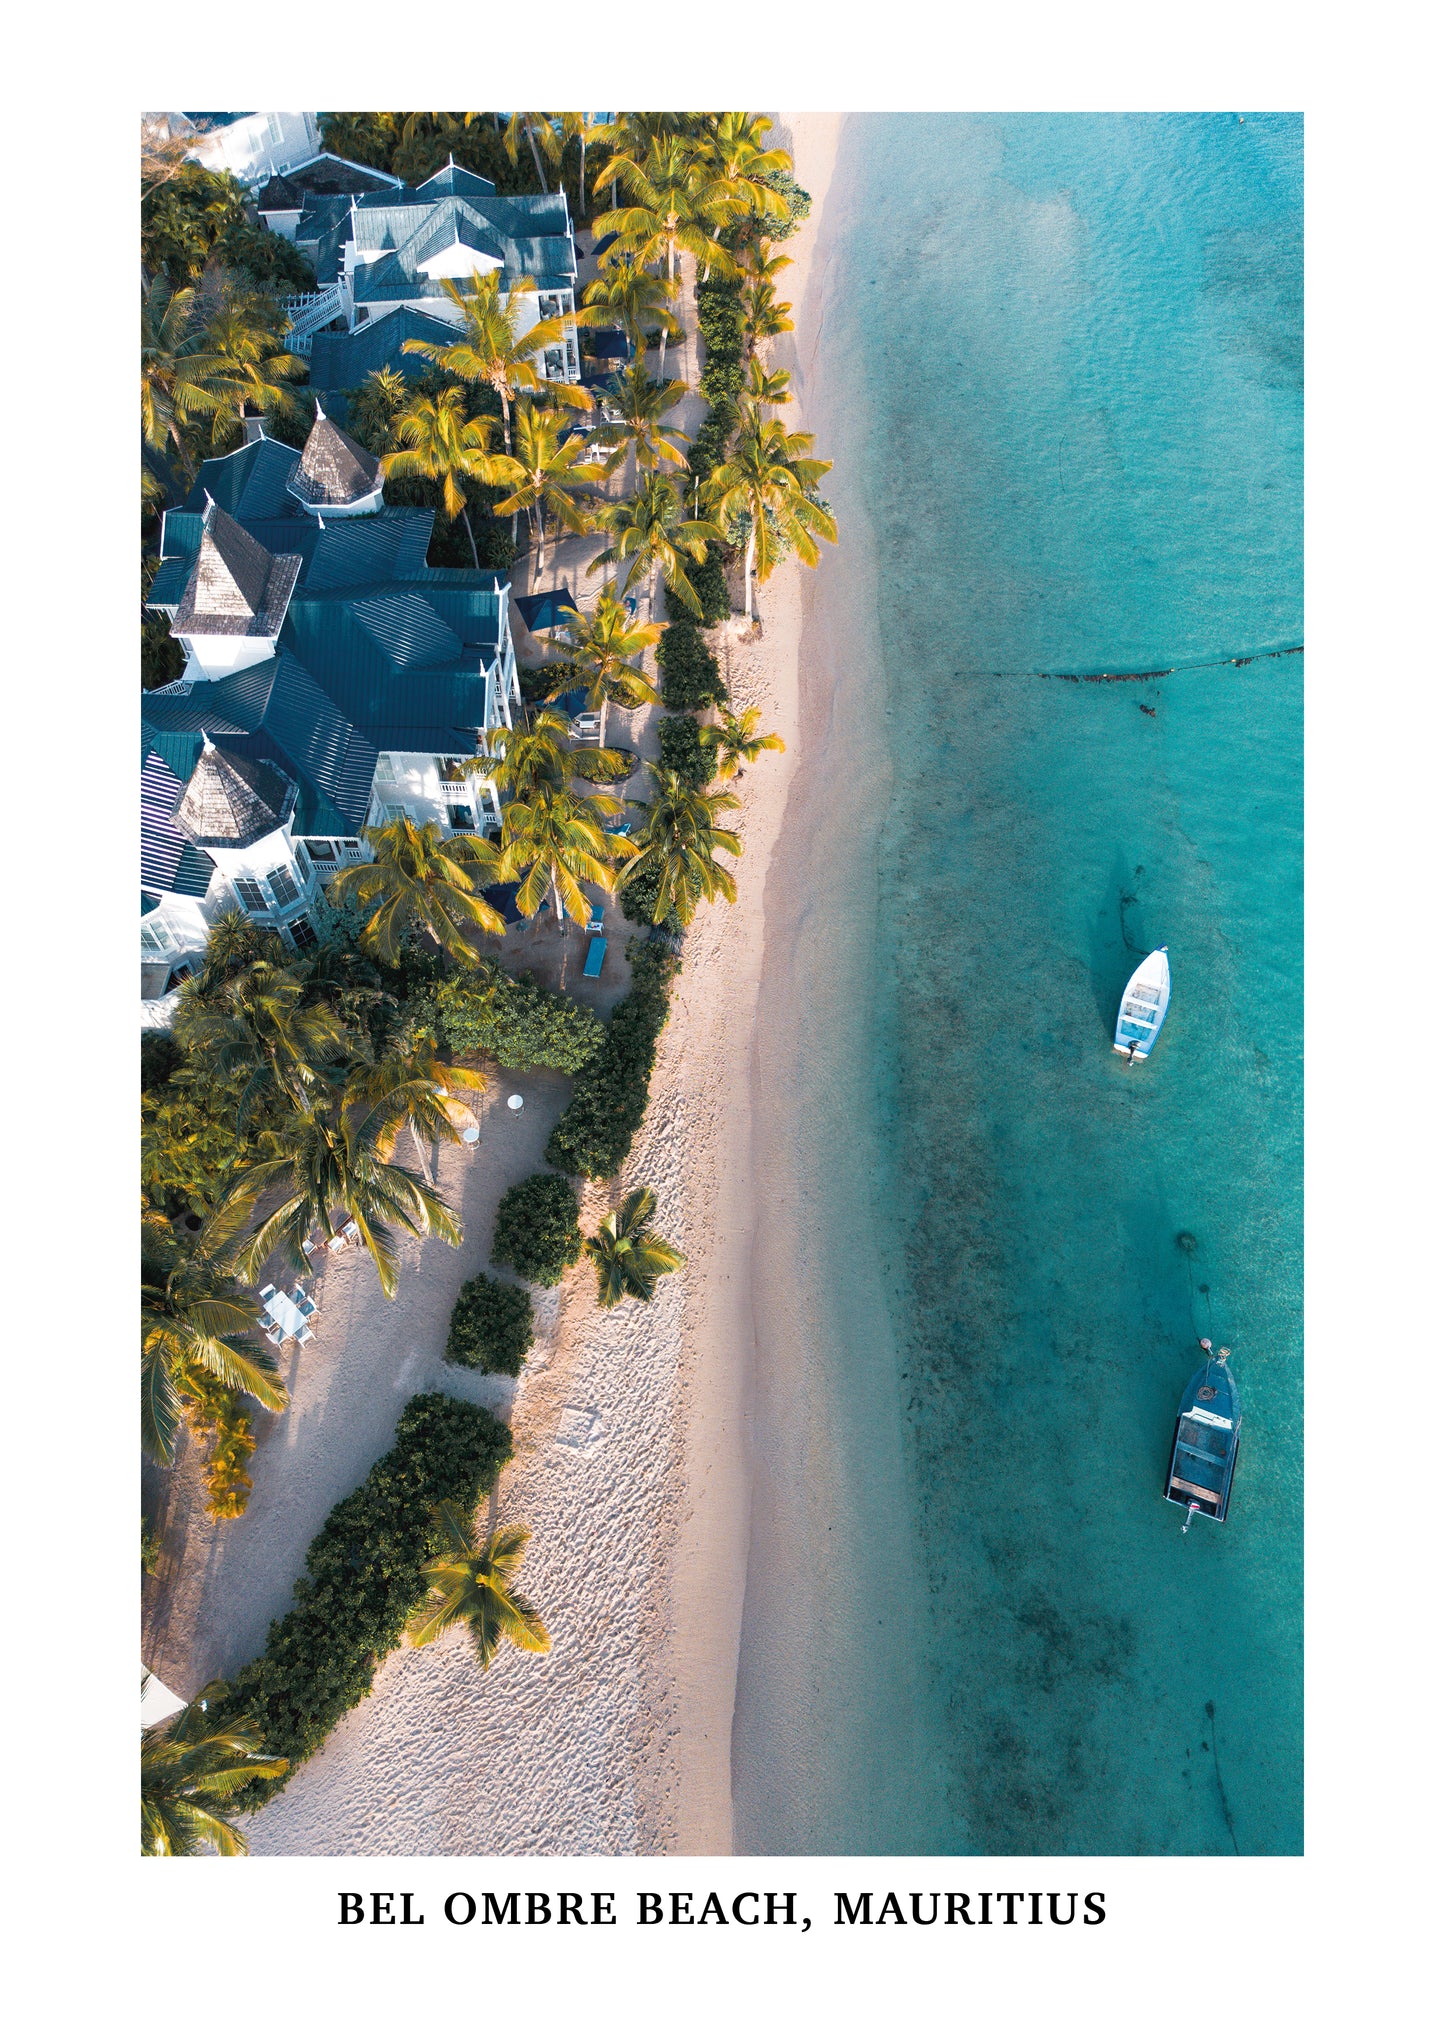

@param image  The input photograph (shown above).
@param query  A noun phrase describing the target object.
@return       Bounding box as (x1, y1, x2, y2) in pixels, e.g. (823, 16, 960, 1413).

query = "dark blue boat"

(1165, 1340, 1242, 1531)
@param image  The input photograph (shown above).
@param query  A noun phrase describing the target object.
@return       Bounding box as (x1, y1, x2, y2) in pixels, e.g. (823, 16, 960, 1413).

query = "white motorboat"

(1114, 946, 1171, 1060)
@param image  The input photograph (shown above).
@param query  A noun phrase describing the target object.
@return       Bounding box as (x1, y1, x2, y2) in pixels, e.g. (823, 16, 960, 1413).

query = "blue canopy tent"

(515, 589, 578, 634)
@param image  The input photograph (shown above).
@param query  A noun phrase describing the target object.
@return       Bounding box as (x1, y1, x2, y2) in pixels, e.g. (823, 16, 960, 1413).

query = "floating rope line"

(1040, 642, 1303, 684)
(947, 643, 1304, 683)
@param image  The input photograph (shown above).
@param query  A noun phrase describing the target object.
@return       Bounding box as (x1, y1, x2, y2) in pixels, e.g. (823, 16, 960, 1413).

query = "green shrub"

(687, 404, 738, 487)
(215, 219, 316, 294)
(693, 546, 733, 626)
(435, 962, 604, 1073)
(572, 746, 637, 784)
(519, 659, 582, 705)
(658, 618, 728, 709)
(445, 1273, 533, 1375)
(619, 858, 685, 937)
(659, 715, 712, 788)
(225, 1394, 512, 1805)
(492, 1172, 582, 1284)
(755, 168, 811, 239)
(545, 941, 680, 1179)
(141, 1029, 184, 1092)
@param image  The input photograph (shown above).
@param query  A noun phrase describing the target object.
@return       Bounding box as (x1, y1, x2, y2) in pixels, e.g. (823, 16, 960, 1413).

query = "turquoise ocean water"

(738, 113, 1302, 1855)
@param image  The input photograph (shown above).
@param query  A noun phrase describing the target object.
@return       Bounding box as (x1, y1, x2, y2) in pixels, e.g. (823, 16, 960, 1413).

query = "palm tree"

(177, 908, 276, 1007)
(141, 1683, 288, 1856)
(739, 274, 795, 358)
(380, 387, 509, 569)
(482, 400, 605, 576)
(594, 472, 721, 620)
(712, 414, 837, 621)
(621, 765, 742, 926)
(576, 259, 681, 369)
(329, 816, 506, 966)
(546, 584, 662, 747)
(741, 356, 792, 413)
(141, 277, 227, 474)
(400, 272, 590, 454)
(344, 365, 408, 454)
(583, 1187, 686, 1306)
(703, 706, 786, 780)
(227, 1080, 464, 1299)
(472, 707, 625, 798)
(201, 294, 306, 441)
(590, 361, 689, 485)
(591, 132, 741, 290)
(352, 1020, 482, 1172)
(498, 782, 628, 927)
(176, 959, 350, 1126)
(406, 1501, 551, 1670)
(704, 112, 792, 224)
(502, 112, 554, 191)
(141, 1223, 287, 1468)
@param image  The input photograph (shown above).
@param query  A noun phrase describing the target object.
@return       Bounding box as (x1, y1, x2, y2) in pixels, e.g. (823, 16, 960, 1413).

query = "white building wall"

(177, 634, 280, 682)
(204, 823, 328, 948)
(367, 753, 503, 836)
(187, 112, 322, 185)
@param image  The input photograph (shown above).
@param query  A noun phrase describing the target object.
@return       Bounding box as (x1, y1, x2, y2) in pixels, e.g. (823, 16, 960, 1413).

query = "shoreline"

(648, 111, 845, 1848)
(144, 114, 847, 1856)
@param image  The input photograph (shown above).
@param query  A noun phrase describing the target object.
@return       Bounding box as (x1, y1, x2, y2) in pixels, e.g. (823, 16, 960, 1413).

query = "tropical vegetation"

(703, 706, 786, 780)
(583, 1189, 686, 1307)
(141, 1683, 288, 1855)
(445, 1272, 534, 1375)
(329, 816, 505, 966)
(139, 113, 838, 1817)
(546, 941, 681, 1180)
(224, 1395, 512, 1805)
(491, 1172, 583, 1286)
(406, 1502, 552, 1668)
(433, 959, 605, 1071)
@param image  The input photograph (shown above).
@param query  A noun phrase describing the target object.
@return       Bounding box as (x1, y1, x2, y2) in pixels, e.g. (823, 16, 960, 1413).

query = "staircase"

(281, 283, 344, 356)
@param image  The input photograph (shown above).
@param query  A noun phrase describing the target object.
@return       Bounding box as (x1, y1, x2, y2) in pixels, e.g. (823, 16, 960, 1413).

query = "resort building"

(141, 413, 521, 1022)
(147, 111, 325, 187)
(268, 159, 581, 380)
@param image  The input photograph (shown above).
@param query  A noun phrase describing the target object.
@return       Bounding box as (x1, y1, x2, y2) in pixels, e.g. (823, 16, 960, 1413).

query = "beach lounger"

(586, 899, 605, 934)
(584, 936, 607, 979)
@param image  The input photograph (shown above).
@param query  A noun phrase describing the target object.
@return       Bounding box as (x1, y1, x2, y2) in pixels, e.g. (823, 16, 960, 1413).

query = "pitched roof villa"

(266, 157, 581, 392)
(140, 411, 521, 1022)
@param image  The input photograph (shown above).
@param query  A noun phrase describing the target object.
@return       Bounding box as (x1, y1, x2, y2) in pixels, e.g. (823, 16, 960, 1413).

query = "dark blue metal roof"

(179, 438, 299, 520)
(309, 307, 463, 394)
(141, 748, 214, 899)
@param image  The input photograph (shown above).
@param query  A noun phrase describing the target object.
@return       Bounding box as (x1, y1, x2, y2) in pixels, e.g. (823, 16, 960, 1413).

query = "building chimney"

(242, 414, 267, 444)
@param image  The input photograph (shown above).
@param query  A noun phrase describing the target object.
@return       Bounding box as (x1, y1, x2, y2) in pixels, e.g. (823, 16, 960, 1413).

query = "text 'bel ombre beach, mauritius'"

(736, 112, 1302, 1856)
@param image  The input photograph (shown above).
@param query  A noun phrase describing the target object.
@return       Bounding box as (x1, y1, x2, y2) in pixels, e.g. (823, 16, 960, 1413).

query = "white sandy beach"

(141, 113, 844, 1855)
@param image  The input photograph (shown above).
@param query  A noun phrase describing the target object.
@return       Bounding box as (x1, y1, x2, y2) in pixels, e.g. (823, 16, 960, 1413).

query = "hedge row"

(658, 615, 727, 709)
(545, 941, 681, 1179)
(225, 1394, 512, 1805)
(659, 715, 712, 788)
